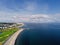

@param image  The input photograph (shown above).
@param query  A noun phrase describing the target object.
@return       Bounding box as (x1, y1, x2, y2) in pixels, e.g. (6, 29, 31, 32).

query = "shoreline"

(3, 28, 24, 45)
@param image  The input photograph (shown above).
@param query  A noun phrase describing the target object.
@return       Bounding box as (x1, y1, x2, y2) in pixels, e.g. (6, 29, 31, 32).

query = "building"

(0, 22, 16, 29)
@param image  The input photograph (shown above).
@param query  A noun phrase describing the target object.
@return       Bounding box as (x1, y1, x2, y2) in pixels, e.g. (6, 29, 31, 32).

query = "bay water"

(15, 23, 60, 45)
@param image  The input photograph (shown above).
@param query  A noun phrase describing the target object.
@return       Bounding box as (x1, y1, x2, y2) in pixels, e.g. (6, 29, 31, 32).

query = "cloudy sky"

(0, 0, 60, 23)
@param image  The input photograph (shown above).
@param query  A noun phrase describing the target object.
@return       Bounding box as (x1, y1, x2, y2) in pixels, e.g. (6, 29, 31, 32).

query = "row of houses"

(0, 23, 16, 29)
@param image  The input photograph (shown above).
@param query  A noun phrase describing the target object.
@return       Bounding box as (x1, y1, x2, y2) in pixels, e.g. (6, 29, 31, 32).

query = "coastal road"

(4, 29, 24, 45)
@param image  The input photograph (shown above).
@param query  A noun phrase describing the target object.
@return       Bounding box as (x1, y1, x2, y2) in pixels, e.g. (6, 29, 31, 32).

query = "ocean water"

(15, 23, 60, 45)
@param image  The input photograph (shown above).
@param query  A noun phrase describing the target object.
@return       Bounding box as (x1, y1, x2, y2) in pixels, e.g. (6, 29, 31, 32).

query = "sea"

(15, 23, 60, 45)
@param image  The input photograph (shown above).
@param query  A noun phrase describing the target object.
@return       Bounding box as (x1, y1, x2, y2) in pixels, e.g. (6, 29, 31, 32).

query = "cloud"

(0, 0, 59, 23)
(12, 14, 60, 23)
(23, 2, 37, 11)
(0, 0, 49, 14)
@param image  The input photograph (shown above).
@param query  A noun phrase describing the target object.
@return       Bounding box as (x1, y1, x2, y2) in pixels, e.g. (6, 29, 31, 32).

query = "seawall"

(3, 29, 24, 45)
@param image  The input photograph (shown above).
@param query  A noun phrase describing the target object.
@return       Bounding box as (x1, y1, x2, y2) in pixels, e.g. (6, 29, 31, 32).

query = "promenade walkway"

(4, 29, 24, 45)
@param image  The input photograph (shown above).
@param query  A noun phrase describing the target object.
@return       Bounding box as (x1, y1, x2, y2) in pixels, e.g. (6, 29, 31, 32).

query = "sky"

(0, 0, 60, 23)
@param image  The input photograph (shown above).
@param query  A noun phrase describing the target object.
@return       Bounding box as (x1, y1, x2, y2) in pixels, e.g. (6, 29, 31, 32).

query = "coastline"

(3, 28, 24, 45)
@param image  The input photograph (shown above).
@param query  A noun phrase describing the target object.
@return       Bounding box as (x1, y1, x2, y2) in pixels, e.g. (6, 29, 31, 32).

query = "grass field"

(0, 27, 19, 45)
